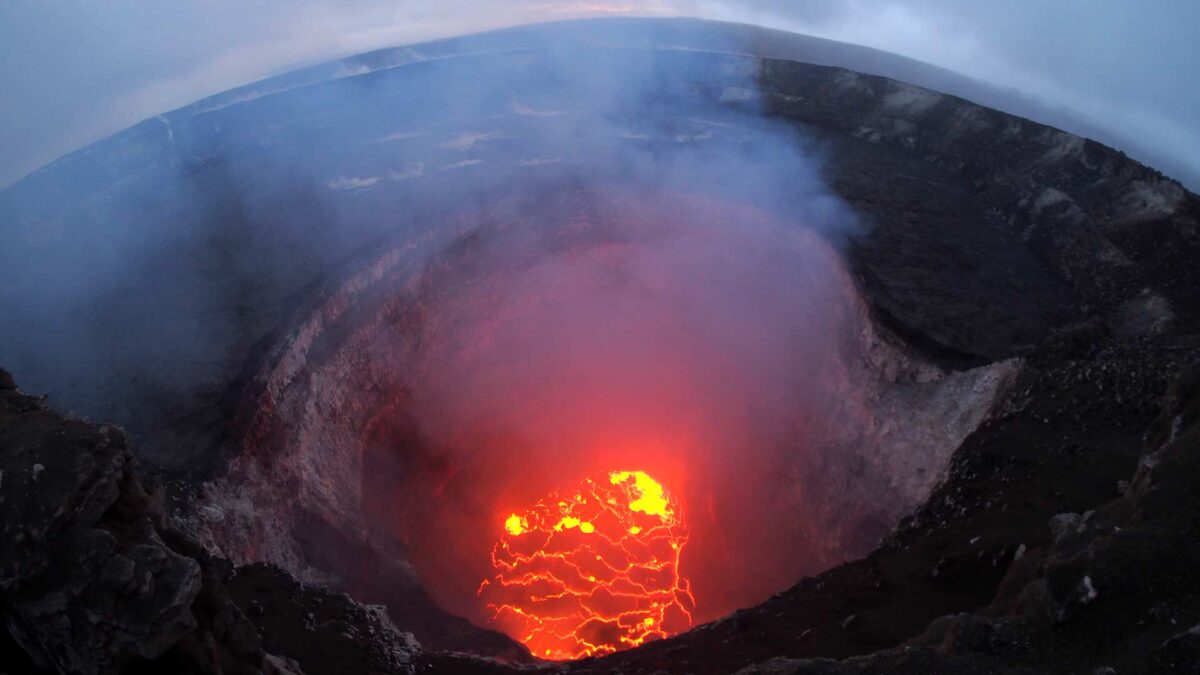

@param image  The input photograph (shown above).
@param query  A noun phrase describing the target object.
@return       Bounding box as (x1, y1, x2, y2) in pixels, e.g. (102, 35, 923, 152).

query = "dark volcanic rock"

(546, 337, 1199, 674)
(884, 359, 1200, 675)
(517, 356, 1200, 675)
(224, 563, 419, 675)
(0, 374, 422, 675)
(0, 380, 202, 673)
(755, 60, 1200, 365)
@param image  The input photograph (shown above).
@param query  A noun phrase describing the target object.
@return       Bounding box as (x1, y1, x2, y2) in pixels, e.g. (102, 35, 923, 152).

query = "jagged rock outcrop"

(0, 369, 420, 674)
(725, 362, 1200, 674)
(224, 564, 420, 675)
(0, 369, 203, 673)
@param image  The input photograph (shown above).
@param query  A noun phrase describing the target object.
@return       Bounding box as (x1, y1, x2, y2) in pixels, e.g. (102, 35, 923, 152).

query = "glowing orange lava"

(478, 470, 694, 660)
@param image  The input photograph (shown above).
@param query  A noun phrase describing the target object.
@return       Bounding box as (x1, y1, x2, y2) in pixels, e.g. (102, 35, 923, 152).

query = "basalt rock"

(722, 362, 1200, 675)
(0, 378, 201, 673)
(0, 374, 420, 675)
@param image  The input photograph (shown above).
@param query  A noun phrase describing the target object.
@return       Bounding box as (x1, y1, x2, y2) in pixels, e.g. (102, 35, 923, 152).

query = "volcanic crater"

(203, 186, 1016, 659)
(2, 17, 1200, 675)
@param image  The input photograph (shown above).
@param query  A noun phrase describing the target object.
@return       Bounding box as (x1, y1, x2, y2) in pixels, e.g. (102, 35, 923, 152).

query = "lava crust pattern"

(478, 470, 694, 659)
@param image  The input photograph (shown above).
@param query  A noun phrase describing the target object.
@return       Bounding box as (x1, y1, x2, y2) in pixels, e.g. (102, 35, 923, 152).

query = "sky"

(1, 0, 1197, 189)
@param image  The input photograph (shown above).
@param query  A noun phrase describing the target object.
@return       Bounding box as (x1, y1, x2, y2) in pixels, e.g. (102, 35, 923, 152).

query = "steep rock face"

(732, 361, 1200, 675)
(528, 329, 1197, 673)
(224, 564, 421, 675)
(0, 369, 422, 675)
(192, 189, 1021, 636)
(406, 343, 1200, 675)
(0, 371, 202, 673)
(755, 61, 1200, 364)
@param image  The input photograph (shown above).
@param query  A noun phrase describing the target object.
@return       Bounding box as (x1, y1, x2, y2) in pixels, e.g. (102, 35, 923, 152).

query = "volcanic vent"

(479, 469, 693, 659)
(198, 185, 1018, 659)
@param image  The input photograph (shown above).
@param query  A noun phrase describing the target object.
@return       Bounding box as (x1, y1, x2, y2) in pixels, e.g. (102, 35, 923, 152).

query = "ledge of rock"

(729, 362, 1200, 675)
(0, 368, 420, 675)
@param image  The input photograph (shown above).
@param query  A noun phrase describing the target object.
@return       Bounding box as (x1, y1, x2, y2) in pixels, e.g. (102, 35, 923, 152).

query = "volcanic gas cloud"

(355, 189, 880, 660)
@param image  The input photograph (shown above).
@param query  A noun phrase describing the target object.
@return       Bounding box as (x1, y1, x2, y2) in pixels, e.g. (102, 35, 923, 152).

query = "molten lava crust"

(479, 470, 693, 659)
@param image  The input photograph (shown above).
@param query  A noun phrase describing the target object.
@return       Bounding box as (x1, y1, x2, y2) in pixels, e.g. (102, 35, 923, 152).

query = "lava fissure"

(479, 470, 694, 660)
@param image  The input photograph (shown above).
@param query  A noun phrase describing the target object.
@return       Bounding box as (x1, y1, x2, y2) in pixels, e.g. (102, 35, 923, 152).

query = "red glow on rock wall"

(358, 191, 864, 650)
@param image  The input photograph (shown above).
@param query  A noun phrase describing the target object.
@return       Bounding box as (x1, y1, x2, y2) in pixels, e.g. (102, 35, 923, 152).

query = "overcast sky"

(1, 0, 1197, 189)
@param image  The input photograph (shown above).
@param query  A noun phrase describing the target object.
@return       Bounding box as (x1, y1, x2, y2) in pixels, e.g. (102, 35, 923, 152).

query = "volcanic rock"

(0, 375, 423, 675)
(0, 379, 201, 673)
(578, 360, 1200, 673)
